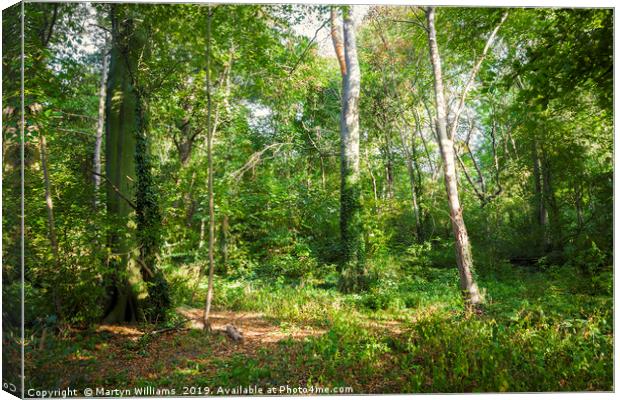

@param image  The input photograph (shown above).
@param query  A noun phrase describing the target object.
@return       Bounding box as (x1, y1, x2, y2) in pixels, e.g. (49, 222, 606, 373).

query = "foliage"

(25, 264, 612, 392)
(3, 2, 612, 394)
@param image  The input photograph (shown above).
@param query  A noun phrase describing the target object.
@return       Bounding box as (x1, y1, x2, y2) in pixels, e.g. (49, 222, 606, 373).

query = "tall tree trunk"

(184, 171, 197, 227)
(575, 183, 584, 228)
(134, 96, 170, 323)
(103, 6, 141, 324)
(364, 148, 379, 207)
(540, 144, 562, 254)
(218, 215, 229, 273)
(531, 140, 548, 252)
(330, 8, 347, 76)
(39, 134, 62, 318)
(104, 5, 170, 324)
(398, 127, 421, 238)
(331, 6, 366, 292)
(93, 42, 108, 209)
(199, 217, 206, 249)
(383, 132, 394, 200)
(319, 156, 326, 190)
(39, 134, 58, 261)
(203, 5, 216, 331)
(426, 7, 482, 308)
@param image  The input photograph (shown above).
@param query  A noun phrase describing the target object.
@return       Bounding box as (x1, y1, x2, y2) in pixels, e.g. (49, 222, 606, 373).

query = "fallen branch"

(146, 317, 195, 336)
(225, 324, 243, 342)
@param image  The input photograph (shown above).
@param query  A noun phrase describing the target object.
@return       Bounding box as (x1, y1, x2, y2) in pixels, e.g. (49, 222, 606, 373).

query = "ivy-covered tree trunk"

(104, 5, 169, 323)
(331, 6, 366, 292)
(426, 7, 482, 308)
(135, 97, 170, 323)
(103, 6, 141, 324)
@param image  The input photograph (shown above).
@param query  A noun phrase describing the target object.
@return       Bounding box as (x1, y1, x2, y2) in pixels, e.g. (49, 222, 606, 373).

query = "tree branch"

(230, 142, 293, 181)
(288, 18, 330, 76)
(448, 11, 508, 139)
(90, 170, 137, 210)
(330, 7, 347, 76)
(455, 151, 487, 206)
(42, 4, 59, 47)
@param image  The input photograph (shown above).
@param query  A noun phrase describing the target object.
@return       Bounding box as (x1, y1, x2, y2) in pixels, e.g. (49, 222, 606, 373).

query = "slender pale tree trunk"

(93, 43, 108, 208)
(203, 5, 216, 331)
(331, 6, 366, 292)
(199, 218, 206, 249)
(540, 144, 562, 253)
(383, 132, 394, 200)
(531, 140, 547, 247)
(39, 135, 58, 261)
(218, 215, 229, 272)
(364, 148, 379, 206)
(184, 171, 197, 227)
(319, 156, 326, 190)
(426, 7, 482, 308)
(397, 127, 421, 238)
(39, 134, 62, 318)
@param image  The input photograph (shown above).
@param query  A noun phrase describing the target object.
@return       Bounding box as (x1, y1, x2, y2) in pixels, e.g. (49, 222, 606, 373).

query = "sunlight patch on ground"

(176, 307, 327, 344)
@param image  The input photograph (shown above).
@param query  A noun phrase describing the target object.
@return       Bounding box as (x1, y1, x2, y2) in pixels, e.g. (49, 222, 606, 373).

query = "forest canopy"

(1, 1, 613, 395)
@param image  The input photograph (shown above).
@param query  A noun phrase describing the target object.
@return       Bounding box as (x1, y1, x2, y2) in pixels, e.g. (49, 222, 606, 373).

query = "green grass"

(25, 262, 612, 393)
(201, 263, 613, 392)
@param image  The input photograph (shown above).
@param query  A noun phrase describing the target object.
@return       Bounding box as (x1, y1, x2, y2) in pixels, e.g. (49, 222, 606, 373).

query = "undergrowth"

(25, 261, 613, 393)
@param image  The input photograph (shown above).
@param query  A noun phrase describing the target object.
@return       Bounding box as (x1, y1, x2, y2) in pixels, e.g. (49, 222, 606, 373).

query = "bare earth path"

(30, 308, 330, 390)
(175, 307, 327, 345)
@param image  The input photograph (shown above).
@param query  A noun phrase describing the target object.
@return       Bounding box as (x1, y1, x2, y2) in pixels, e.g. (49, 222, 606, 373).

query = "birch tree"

(93, 40, 108, 208)
(425, 7, 481, 308)
(203, 4, 216, 331)
(331, 6, 366, 292)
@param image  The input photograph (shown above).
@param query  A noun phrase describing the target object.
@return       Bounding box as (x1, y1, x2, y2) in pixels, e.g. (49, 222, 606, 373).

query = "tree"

(203, 5, 216, 331)
(23, 3, 64, 320)
(425, 7, 484, 308)
(93, 39, 108, 209)
(104, 4, 170, 323)
(103, 5, 142, 323)
(331, 6, 366, 292)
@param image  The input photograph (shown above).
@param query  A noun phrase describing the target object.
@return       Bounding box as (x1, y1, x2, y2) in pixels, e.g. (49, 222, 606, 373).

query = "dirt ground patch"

(176, 307, 326, 345)
(29, 308, 328, 388)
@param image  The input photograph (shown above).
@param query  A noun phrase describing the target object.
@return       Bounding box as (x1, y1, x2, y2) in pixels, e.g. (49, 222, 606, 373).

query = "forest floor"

(27, 308, 405, 393)
(30, 309, 329, 390)
(25, 264, 613, 394)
